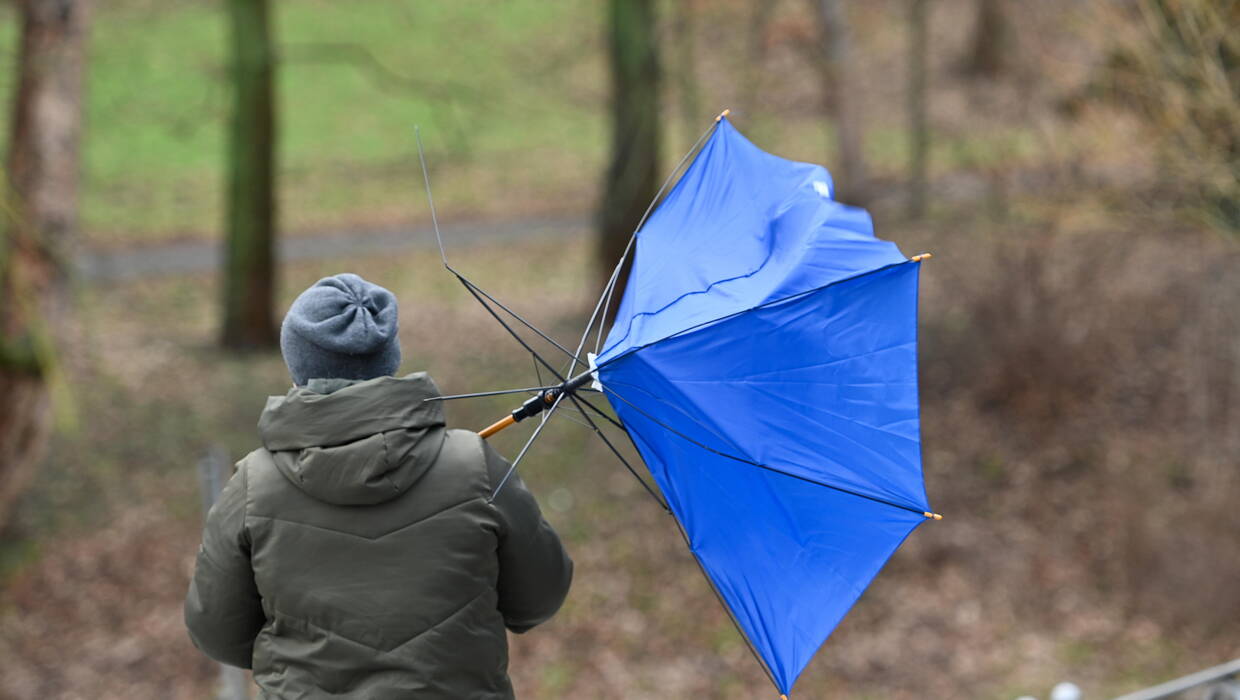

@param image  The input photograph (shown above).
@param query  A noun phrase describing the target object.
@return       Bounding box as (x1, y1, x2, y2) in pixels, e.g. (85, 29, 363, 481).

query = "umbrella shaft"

(478, 370, 594, 439)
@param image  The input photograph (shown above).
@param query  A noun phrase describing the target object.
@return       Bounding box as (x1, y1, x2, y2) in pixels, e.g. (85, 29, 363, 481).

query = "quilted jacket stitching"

(247, 495, 483, 541)
(268, 585, 493, 655)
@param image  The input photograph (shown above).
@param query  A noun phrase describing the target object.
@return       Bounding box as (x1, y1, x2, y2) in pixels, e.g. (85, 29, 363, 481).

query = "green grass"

(0, 0, 608, 245)
(0, 0, 1059, 248)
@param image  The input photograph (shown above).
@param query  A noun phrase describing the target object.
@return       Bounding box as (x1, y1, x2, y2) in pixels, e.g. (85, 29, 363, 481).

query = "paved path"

(74, 164, 1035, 285)
(75, 215, 587, 284)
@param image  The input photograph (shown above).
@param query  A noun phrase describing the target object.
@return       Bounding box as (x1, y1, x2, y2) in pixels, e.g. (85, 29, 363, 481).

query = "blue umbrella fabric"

(594, 117, 936, 696)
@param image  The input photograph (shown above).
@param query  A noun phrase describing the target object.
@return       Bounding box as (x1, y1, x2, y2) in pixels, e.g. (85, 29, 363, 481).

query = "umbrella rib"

(419, 126, 586, 372)
(606, 376, 751, 459)
(572, 397, 679, 511)
(573, 393, 626, 431)
(424, 385, 557, 402)
(457, 276, 568, 385)
(453, 275, 637, 447)
(595, 259, 918, 373)
(532, 354, 550, 426)
(594, 270, 617, 355)
(551, 405, 595, 431)
(457, 274, 584, 367)
(488, 391, 566, 501)
(542, 402, 590, 430)
(565, 393, 669, 512)
(569, 114, 723, 377)
(415, 125, 449, 267)
(600, 384, 930, 518)
(666, 507, 784, 694)
(571, 258, 626, 379)
(532, 352, 545, 390)
(456, 280, 632, 459)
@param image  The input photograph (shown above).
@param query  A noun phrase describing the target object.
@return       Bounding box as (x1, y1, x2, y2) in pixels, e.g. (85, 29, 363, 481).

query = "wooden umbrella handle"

(478, 414, 516, 439)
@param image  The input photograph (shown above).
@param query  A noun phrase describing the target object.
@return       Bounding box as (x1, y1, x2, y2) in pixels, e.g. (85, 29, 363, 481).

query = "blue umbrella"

(593, 114, 938, 695)
(419, 113, 940, 698)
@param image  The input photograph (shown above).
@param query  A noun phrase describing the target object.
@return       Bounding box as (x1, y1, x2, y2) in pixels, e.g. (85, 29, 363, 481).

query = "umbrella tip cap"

(716, 108, 731, 122)
(911, 252, 933, 262)
(924, 511, 943, 520)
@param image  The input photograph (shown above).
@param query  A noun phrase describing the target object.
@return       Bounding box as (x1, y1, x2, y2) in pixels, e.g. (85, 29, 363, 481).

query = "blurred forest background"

(0, 0, 1237, 698)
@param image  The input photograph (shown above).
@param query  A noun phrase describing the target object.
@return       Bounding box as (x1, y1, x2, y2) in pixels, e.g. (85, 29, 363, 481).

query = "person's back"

(185, 274, 573, 699)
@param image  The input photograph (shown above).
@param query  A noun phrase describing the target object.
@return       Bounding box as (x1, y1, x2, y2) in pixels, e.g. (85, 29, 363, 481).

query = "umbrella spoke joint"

(484, 370, 596, 435)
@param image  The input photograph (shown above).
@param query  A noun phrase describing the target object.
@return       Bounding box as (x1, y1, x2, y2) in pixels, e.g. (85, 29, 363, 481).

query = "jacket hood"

(258, 372, 447, 506)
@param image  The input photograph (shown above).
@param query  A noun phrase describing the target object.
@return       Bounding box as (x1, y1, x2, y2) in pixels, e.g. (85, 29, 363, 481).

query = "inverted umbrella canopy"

(592, 117, 935, 696)
(420, 114, 938, 698)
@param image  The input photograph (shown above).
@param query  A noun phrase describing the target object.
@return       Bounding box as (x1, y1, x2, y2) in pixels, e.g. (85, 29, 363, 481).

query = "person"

(185, 273, 573, 699)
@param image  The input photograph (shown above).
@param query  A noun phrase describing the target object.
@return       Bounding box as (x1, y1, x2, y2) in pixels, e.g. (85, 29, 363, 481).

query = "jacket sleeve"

(184, 463, 265, 668)
(483, 440, 574, 634)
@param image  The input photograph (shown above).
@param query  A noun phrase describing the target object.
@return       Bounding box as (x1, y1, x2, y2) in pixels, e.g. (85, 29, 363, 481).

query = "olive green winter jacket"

(184, 373, 573, 699)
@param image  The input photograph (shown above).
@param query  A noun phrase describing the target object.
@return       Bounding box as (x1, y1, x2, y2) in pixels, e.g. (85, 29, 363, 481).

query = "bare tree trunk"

(811, 0, 869, 204)
(907, 0, 930, 218)
(671, 0, 701, 152)
(741, 1, 776, 124)
(0, 0, 91, 530)
(962, 0, 1009, 78)
(221, 0, 278, 350)
(597, 0, 660, 312)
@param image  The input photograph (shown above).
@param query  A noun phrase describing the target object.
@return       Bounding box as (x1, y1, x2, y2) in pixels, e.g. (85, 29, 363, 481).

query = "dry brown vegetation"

(1, 214, 1236, 699)
(2, 0, 1238, 698)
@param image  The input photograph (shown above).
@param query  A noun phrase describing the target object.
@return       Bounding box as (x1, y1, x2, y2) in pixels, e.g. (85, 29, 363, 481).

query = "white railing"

(1109, 659, 1240, 700)
(1015, 660, 1240, 700)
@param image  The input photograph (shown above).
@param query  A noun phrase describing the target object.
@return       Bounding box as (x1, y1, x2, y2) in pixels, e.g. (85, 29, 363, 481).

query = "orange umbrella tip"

(717, 108, 731, 122)
(911, 252, 933, 262)
(923, 511, 943, 520)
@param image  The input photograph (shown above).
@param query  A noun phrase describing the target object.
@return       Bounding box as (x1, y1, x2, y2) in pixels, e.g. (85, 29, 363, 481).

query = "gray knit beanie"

(280, 273, 402, 387)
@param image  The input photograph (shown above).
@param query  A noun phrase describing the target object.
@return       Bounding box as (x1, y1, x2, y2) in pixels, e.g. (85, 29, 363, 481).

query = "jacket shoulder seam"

(240, 453, 252, 546)
(443, 428, 490, 490)
(236, 448, 270, 542)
